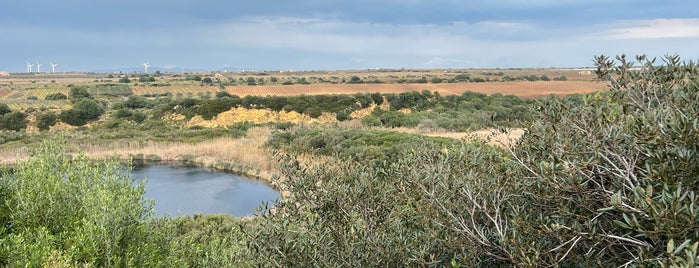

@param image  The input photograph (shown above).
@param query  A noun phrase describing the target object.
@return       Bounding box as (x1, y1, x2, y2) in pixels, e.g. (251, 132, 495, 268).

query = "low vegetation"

(247, 54, 699, 266)
(0, 55, 697, 266)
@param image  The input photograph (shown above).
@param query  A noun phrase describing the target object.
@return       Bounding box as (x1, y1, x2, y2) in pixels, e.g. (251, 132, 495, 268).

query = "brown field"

(130, 81, 606, 99)
(224, 81, 606, 98)
(1, 68, 605, 100)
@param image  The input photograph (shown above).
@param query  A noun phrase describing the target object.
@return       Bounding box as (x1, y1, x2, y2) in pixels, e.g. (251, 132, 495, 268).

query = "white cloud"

(3, 14, 699, 71)
(203, 16, 544, 57)
(595, 19, 699, 39)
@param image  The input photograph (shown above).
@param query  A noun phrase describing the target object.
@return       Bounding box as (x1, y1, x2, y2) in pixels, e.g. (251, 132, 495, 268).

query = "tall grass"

(0, 127, 276, 179)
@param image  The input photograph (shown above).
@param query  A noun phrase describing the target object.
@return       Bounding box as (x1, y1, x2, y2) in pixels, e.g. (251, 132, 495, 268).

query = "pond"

(131, 163, 280, 217)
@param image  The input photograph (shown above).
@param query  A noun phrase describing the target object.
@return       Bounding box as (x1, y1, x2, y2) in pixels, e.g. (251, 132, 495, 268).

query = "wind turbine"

(143, 62, 150, 73)
(36, 62, 42, 73)
(26, 62, 33, 73)
(50, 63, 58, 73)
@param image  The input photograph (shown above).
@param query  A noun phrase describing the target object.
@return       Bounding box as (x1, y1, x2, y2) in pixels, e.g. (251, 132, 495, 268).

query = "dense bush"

(139, 75, 156, 82)
(267, 127, 454, 165)
(44, 93, 68, 100)
(0, 131, 23, 144)
(69, 86, 92, 100)
(113, 109, 147, 123)
(499, 54, 699, 266)
(124, 95, 151, 109)
(0, 141, 163, 267)
(197, 97, 242, 120)
(361, 91, 534, 131)
(60, 98, 105, 126)
(247, 55, 699, 266)
(0, 111, 27, 131)
(36, 112, 57, 131)
(0, 103, 10, 116)
(248, 139, 510, 266)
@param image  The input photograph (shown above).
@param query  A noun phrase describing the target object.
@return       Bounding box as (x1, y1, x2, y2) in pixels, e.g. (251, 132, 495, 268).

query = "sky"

(2, 0, 699, 72)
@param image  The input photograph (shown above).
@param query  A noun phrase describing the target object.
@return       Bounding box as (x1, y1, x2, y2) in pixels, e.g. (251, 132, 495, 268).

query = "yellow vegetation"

(187, 107, 337, 127)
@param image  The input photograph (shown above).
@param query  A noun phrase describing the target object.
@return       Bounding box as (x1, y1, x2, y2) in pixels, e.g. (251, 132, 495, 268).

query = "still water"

(131, 164, 279, 217)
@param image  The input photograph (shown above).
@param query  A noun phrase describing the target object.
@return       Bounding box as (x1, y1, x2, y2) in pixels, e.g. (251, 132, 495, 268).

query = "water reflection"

(131, 163, 279, 217)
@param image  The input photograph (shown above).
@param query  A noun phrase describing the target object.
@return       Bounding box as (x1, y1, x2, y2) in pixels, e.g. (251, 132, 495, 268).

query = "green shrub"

(139, 75, 156, 83)
(60, 99, 104, 126)
(44, 93, 68, 100)
(125, 95, 150, 109)
(0, 140, 164, 266)
(248, 54, 699, 266)
(69, 86, 92, 99)
(0, 111, 27, 131)
(92, 84, 133, 96)
(36, 112, 57, 131)
(0, 103, 10, 116)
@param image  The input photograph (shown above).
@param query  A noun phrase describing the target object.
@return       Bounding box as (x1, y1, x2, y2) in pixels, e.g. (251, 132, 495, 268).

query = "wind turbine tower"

(36, 63, 42, 73)
(26, 62, 33, 73)
(50, 63, 58, 73)
(143, 62, 150, 73)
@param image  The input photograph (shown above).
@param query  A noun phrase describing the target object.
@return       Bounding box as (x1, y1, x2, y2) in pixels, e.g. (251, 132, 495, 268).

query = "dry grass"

(0, 127, 278, 179)
(187, 107, 337, 127)
(375, 126, 525, 147)
(84, 127, 273, 170)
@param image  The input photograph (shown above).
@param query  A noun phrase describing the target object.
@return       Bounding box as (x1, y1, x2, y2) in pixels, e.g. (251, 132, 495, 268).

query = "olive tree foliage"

(59, 98, 105, 126)
(501, 54, 699, 266)
(246, 141, 515, 267)
(0, 140, 165, 267)
(246, 55, 699, 267)
(0, 103, 10, 115)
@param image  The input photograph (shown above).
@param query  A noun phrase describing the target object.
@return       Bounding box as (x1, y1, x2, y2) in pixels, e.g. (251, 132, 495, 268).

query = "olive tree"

(0, 140, 163, 266)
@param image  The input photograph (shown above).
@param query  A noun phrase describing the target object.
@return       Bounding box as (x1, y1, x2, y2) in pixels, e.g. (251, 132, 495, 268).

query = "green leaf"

(675, 239, 692, 255)
(614, 220, 631, 230)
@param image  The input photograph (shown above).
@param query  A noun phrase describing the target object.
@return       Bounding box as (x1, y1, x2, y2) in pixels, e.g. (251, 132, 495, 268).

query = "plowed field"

(223, 81, 606, 98)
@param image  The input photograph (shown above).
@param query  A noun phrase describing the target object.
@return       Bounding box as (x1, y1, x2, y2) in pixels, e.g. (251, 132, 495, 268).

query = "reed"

(0, 127, 277, 180)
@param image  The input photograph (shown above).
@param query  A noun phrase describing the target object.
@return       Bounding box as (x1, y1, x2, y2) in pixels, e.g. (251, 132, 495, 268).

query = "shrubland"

(1, 54, 696, 266)
(246, 55, 699, 266)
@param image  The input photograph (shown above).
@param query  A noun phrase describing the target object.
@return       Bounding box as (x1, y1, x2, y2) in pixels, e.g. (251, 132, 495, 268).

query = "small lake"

(131, 163, 280, 217)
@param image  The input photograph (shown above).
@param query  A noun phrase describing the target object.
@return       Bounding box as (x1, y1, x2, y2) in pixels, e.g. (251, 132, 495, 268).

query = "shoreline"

(124, 153, 281, 190)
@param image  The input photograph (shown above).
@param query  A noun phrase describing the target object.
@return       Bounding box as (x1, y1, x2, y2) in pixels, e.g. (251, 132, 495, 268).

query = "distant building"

(0, 71, 9, 76)
(578, 70, 592, 75)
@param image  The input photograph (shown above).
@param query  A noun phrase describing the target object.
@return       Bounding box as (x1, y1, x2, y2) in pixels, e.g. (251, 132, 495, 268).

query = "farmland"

(223, 80, 603, 97)
(0, 68, 604, 110)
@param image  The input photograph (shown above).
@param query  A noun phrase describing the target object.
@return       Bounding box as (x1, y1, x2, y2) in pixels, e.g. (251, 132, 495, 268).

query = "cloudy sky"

(2, 0, 699, 72)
